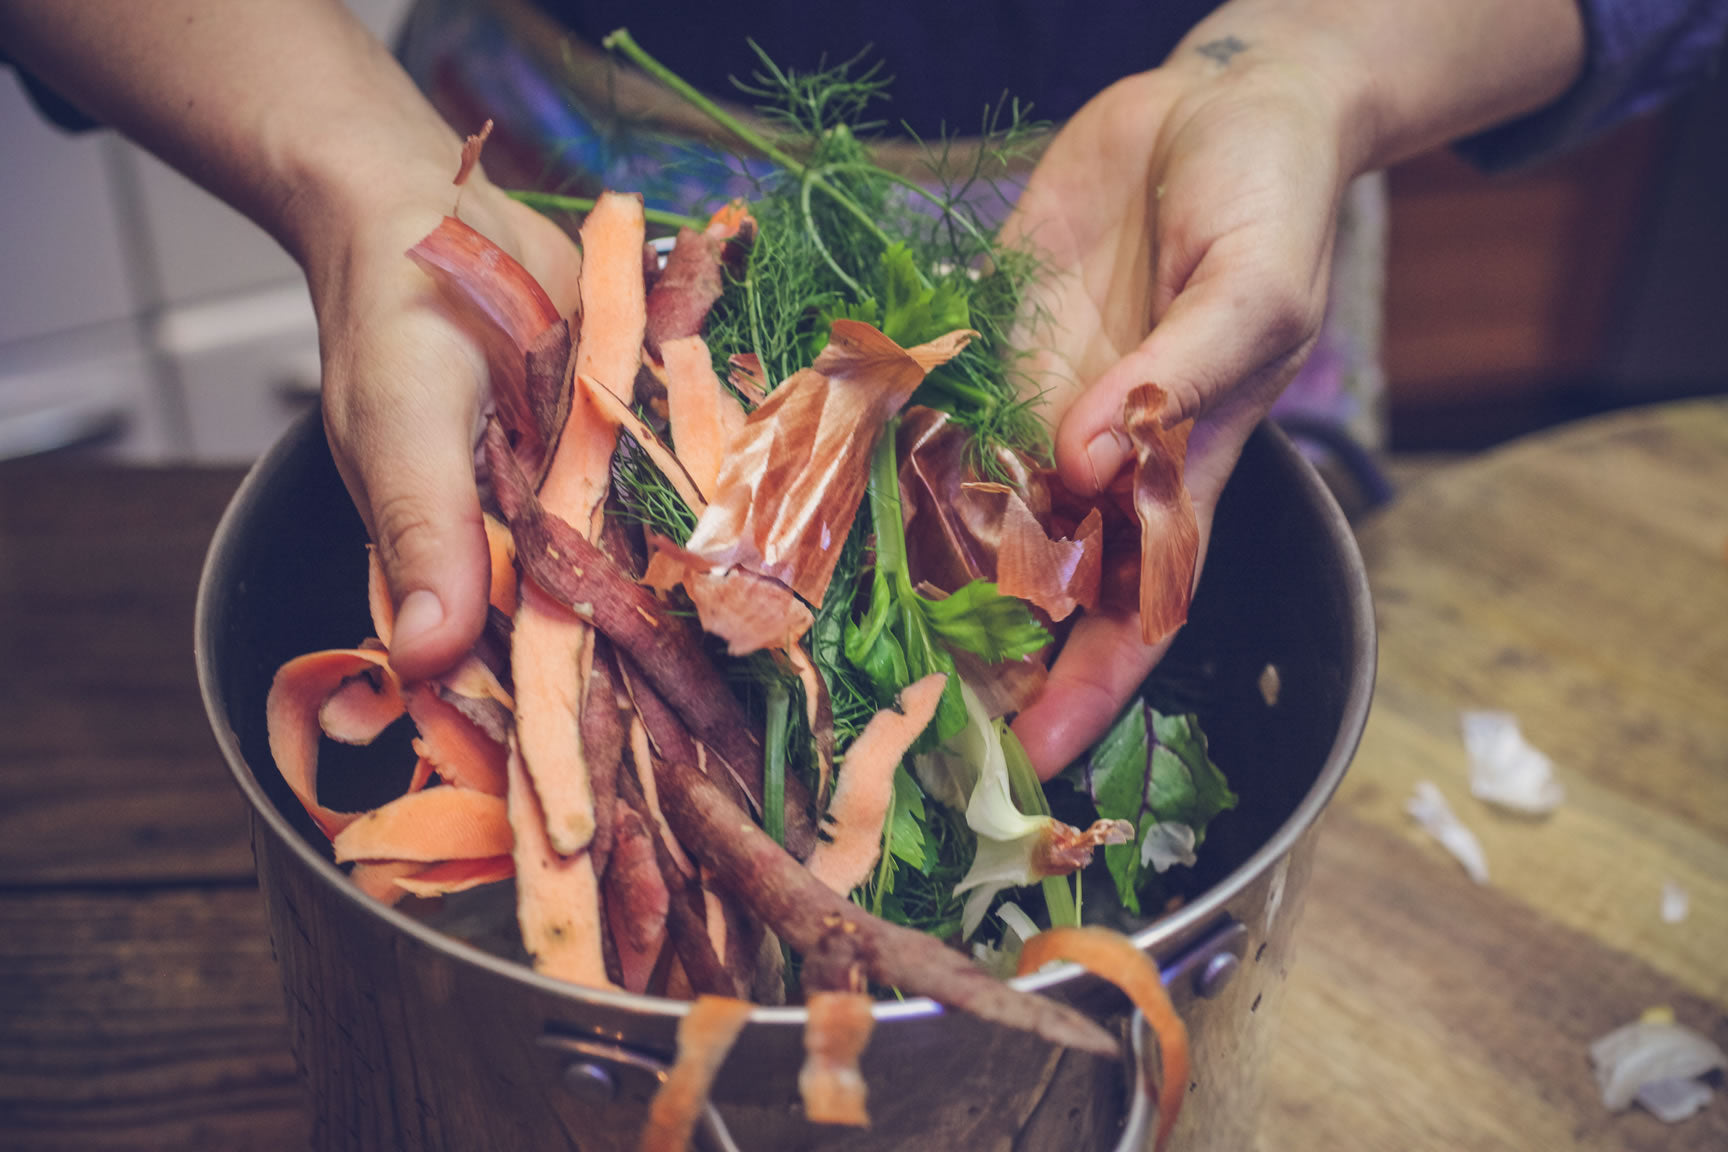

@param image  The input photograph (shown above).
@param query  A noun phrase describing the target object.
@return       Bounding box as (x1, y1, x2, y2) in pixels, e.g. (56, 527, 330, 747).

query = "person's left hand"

(308, 174, 584, 682)
(1003, 37, 1363, 777)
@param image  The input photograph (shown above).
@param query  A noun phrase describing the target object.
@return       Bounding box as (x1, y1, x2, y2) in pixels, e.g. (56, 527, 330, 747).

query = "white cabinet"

(0, 0, 411, 464)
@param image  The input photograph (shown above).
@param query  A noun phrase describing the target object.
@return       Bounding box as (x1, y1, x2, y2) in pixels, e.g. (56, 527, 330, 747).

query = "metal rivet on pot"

(1194, 951, 1240, 999)
(562, 1061, 618, 1104)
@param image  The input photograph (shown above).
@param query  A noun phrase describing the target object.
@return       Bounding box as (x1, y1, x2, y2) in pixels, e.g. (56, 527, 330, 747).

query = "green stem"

(507, 190, 706, 232)
(865, 421, 909, 584)
(871, 805, 895, 918)
(920, 373, 997, 407)
(1042, 874, 1080, 930)
(764, 682, 790, 847)
(1004, 727, 1081, 929)
(602, 29, 807, 175)
(799, 170, 865, 297)
(804, 170, 899, 254)
(603, 29, 917, 303)
(818, 162, 998, 263)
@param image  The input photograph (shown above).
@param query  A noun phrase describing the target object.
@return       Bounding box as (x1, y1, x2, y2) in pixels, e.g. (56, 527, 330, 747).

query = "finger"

(1012, 612, 1174, 780)
(1011, 438, 1248, 780)
(1053, 230, 1325, 498)
(324, 317, 493, 683)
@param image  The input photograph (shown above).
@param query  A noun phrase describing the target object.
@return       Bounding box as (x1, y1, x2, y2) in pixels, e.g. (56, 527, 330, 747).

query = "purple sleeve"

(1455, 0, 1728, 169)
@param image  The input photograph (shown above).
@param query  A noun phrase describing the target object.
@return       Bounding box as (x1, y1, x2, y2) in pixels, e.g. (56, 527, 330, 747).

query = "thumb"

(323, 323, 494, 684)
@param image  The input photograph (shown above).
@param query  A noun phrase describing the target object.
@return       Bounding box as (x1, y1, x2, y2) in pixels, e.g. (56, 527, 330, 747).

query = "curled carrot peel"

(403, 683, 508, 796)
(266, 647, 400, 838)
(331, 787, 513, 864)
(639, 995, 754, 1152)
(349, 861, 423, 907)
(1017, 926, 1190, 1152)
(394, 854, 515, 899)
(319, 665, 405, 745)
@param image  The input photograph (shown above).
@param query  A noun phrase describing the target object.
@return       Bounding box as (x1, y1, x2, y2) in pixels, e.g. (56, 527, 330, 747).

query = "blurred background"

(2, 0, 1724, 466)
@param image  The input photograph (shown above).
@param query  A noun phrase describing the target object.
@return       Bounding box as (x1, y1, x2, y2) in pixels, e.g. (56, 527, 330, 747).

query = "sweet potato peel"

(1018, 926, 1190, 1152)
(484, 420, 818, 857)
(605, 806, 671, 993)
(643, 201, 754, 360)
(1123, 383, 1199, 645)
(628, 659, 1117, 1058)
(800, 991, 876, 1126)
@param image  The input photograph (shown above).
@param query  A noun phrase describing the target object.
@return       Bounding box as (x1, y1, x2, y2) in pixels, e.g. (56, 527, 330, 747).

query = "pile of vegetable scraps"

(265, 31, 1237, 1152)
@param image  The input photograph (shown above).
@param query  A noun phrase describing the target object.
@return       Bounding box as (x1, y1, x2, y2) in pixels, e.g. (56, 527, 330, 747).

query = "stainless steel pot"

(197, 409, 1374, 1150)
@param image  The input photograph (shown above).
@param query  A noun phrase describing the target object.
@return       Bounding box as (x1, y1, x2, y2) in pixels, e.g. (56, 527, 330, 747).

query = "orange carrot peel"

(1017, 926, 1190, 1152)
(639, 995, 755, 1152)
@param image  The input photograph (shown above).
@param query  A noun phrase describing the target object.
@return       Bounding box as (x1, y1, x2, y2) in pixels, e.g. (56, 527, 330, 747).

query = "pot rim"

(196, 413, 1374, 1029)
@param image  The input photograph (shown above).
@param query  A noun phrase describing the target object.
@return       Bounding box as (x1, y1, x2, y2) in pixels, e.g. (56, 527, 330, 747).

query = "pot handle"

(540, 1030, 742, 1152)
(1109, 914, 1249, 1151)
(1111, 1008, 1160, 1152)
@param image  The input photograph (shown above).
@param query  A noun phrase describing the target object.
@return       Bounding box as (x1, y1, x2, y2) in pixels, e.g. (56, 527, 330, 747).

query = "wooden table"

(1, 400, 1724, 1150)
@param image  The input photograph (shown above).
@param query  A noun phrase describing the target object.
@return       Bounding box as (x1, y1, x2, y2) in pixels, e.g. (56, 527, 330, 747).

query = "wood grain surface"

(0, 400, 1723, 1150)
(1260, 399, 1728, 1151)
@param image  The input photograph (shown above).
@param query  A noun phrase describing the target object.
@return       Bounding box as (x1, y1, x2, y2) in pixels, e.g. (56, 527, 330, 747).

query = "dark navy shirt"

(537, 0, 1728, 168)
(535, 0, 1219, 138)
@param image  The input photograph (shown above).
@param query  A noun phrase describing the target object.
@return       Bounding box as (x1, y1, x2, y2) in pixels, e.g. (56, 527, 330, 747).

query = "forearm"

(0, 0, 467, 269)
(1168, 0, 1588, 173)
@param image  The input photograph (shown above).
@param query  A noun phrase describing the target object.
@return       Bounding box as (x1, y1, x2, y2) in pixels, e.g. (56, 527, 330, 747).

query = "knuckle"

(1258, 279, 1323, 353)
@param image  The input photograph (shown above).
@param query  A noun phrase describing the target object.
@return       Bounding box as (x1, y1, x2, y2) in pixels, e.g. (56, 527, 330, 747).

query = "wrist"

(1164, 6, 1382, 179)
(1170, 0, 1586, 173)
(257, 25, 471, 280)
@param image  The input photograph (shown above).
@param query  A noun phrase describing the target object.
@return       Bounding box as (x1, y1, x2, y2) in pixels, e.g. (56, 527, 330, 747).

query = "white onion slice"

(1635, 1077, 1713, 1123)
(1662, 881, 1690, 924)
(1590, 1012, 1726, 1117)
(1405, 780, 1490, 884)
(1461, 710, 1563, 815)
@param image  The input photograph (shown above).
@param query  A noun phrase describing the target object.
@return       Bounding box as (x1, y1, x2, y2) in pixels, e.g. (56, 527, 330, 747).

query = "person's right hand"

(307, 176, 583, 682)
(1003, 30, 1363, 778)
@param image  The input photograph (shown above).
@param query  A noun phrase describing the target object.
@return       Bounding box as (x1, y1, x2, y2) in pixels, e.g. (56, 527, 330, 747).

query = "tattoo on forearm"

(1196, 35, 1248, 67)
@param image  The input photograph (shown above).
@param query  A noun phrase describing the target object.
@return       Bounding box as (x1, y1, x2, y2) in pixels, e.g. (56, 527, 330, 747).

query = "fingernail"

(392, 588, 445, 649)
(1084, 428, 1131, 491)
